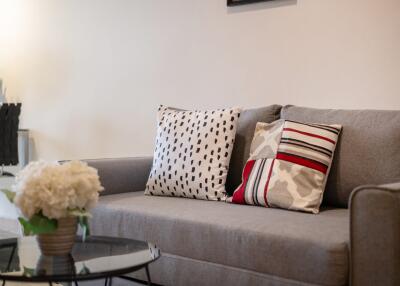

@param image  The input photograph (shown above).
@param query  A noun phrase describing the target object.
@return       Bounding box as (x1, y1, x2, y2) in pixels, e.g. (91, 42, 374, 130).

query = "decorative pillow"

(231, 119, 342, 213)
(225, 105, 282, 195)
(145, 105, 241, 201)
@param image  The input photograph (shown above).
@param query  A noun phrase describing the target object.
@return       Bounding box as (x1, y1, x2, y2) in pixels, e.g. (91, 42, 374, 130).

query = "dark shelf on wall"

(227, 0, 275, 6)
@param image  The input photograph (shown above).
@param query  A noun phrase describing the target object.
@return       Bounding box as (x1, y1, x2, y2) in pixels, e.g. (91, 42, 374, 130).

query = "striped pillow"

(231, 119, 342, 213)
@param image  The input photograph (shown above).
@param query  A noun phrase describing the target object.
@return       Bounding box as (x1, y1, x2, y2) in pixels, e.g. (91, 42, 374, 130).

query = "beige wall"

(0, 0, 399, 160)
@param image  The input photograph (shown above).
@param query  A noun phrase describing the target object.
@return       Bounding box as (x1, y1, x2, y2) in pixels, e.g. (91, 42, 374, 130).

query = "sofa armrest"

(84, 157, 153, 196)
(349, 182, 400, 286)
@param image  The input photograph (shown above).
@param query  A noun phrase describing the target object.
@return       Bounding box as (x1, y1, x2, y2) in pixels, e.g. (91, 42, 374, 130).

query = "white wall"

(0, 0, 399, 160)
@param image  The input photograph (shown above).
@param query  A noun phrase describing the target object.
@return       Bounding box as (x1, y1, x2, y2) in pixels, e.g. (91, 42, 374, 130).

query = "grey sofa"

(88, 105, 400, 286)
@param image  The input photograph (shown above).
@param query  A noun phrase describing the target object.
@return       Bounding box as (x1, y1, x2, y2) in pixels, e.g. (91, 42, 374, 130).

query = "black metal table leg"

(6, 245, 16, 272)
(1, 244, 17, 286)
(104, 277, 113, 286)
(145, 265, 152, 286)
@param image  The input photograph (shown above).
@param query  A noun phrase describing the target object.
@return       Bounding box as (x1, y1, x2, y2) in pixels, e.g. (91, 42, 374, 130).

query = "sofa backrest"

(226, 105, 282, 195)
(281, 105, 400, 208)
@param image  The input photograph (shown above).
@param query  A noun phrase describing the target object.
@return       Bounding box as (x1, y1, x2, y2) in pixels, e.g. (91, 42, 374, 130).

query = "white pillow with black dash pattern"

(145, 105, 242, 201)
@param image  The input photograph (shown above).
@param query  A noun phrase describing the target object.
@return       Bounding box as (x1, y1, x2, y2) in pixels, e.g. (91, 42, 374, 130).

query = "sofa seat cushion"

(91, 192, 349, 286)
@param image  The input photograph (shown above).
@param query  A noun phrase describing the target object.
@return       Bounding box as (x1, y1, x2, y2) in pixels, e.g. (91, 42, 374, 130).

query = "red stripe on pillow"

(232, 160, 256, 204)
(263, 159, 275, 207)
(276, 153, 328, 174)
(283, 128, 336, 144)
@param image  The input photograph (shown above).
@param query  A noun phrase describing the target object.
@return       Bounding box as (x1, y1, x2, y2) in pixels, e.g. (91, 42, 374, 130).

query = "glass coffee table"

(0, 235, 161, 286)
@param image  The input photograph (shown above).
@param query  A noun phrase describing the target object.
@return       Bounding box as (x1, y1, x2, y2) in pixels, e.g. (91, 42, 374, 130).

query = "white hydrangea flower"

(13, 161, 104, 220)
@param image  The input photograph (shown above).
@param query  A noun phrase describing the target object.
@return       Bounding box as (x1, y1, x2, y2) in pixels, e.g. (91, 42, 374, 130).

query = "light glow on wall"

(0, 0, 25, 43)
(0, 0, 27, 102)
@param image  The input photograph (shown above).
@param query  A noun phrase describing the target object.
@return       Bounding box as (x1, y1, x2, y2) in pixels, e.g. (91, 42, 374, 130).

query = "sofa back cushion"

(281, 105, 400, 207)
(226, 105, 281, 195)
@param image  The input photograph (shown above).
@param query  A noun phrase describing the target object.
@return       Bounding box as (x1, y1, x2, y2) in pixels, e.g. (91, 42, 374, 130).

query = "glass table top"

(0, 236, 161, 282)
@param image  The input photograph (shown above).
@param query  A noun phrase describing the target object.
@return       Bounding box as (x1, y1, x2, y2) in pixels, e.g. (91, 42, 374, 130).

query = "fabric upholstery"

(280, 105, 400, 207)
(226, 105, 282, 195)
(232, 120, 342, 213)
(91, 192, 349, 286)
(145, 106, 241, 201)
(350, 182, 400, 286)
(131, 253, 321, 286)
(85, 157, 153, 196)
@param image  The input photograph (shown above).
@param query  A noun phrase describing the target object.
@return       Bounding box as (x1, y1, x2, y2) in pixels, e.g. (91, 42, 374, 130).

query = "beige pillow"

(231, 119, 342, 213)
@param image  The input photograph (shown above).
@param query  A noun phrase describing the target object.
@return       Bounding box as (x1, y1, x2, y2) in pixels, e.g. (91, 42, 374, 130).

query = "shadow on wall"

(227, 0, 297, 13)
